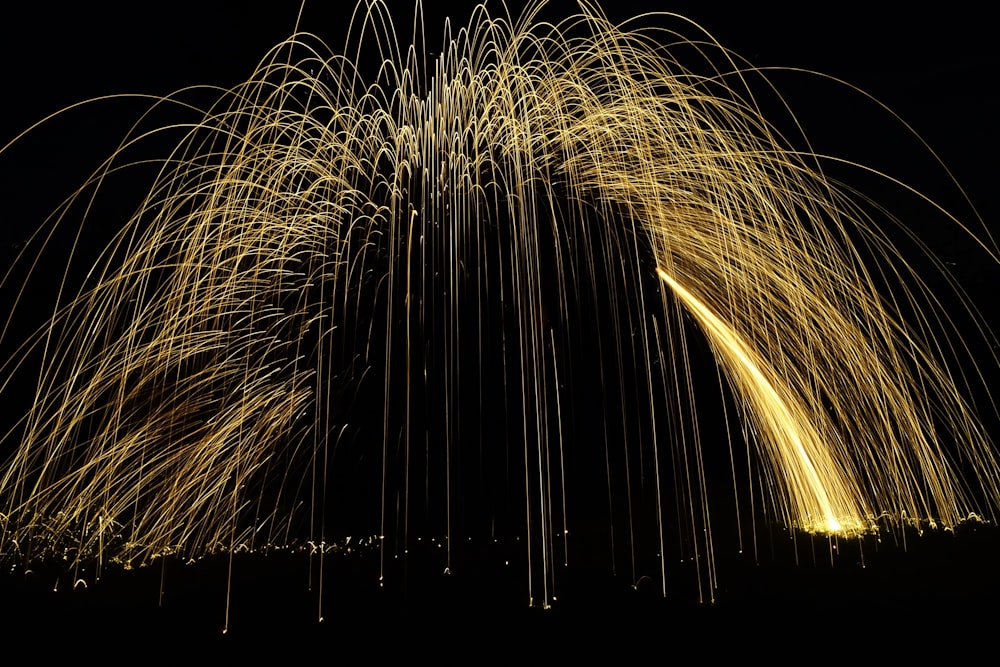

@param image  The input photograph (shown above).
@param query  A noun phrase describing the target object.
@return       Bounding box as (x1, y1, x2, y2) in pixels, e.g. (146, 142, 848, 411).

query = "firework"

(1, 1, 997, 618)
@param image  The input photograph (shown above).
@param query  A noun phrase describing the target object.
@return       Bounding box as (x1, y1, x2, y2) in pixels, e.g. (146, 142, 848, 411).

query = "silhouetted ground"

(3, 523, 998, 657)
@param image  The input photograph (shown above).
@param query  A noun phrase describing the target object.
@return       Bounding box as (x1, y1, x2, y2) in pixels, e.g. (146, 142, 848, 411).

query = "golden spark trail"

(656, 266, 862, 535)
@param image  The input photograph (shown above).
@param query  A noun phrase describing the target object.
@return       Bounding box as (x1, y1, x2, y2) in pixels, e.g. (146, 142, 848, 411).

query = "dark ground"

(3, 522, 999, 656)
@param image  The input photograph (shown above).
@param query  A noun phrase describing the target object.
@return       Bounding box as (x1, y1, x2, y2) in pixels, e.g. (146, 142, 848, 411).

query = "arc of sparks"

(656, 266, 862, 535)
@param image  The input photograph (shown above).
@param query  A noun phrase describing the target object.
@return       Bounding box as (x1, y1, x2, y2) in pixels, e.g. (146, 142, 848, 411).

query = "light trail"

(657, 266, 862, 535)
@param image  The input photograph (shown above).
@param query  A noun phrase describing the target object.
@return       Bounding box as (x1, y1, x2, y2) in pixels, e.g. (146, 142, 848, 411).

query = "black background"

(1, 0, 998, 655)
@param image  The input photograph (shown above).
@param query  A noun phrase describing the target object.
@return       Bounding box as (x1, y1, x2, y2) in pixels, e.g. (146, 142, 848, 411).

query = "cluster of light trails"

(0, 2, 997, 620)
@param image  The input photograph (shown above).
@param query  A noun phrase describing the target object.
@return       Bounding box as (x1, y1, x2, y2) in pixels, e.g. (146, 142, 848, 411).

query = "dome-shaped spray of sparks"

(1, 1, 998, 614)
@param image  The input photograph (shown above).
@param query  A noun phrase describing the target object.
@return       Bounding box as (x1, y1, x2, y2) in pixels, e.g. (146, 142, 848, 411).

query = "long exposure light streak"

(656, 266, 858, 536)
(0, 0, 998, 613)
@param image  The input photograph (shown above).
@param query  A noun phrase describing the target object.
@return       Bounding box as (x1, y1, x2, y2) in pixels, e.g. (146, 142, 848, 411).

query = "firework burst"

(1, 1, 998, 616)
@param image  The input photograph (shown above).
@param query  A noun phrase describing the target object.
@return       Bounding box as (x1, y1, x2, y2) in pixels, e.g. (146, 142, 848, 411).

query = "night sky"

(1, 1, 998, 654)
